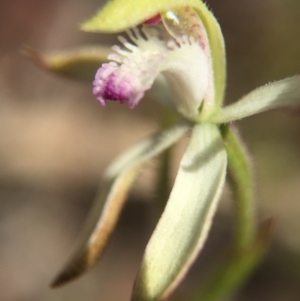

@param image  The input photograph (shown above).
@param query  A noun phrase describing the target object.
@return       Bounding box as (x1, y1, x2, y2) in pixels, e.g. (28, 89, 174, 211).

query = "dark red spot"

(143, 14, 161, 25)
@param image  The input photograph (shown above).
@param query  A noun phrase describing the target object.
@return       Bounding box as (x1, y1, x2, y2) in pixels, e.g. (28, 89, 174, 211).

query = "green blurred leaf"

(132, 123, 227, 301)
(212, 76, 300, 123)
(51, 122, 191, 287)
(196, 219, 274, 301)
(23, 46, 110, 81)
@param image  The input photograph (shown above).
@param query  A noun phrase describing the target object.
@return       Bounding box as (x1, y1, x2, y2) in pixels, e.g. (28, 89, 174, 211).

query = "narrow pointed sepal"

(81, 0, 211, 33)
(51, 123, 190, 287)
(22, 46, 110, 81)
(211, 76, 300, 123)
(131, 123, 227, 301)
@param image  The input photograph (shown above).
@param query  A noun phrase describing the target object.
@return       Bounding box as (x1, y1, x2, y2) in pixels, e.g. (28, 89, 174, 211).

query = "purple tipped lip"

(102, 75, 132, 104)
(93, 65, 138, 107)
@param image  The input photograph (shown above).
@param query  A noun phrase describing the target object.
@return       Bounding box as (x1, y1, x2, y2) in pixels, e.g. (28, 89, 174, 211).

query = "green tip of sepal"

(81, 0, 205, 33)
(22, 46, 111, 82)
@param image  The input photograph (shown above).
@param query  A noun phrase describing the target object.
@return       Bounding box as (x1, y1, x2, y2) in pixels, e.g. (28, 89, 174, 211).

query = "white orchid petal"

(132, 123, 227, 301)
(92, 6, 216, 119)
(51, 123, 190, 287)
(212, 76, 300, 123)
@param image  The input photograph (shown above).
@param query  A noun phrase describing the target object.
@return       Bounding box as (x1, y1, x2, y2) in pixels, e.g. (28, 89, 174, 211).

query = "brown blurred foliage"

(0, 1, 300, 301)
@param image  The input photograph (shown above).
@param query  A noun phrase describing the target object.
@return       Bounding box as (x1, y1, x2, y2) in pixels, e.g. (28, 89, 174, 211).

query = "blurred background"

(0, 0, 300, 300)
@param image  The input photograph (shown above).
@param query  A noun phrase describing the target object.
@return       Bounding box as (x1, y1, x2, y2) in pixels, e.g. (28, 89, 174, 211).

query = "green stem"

(221, 124, 256, 251)
(156, 146, 172, 210)
(155, 108, 178, 214)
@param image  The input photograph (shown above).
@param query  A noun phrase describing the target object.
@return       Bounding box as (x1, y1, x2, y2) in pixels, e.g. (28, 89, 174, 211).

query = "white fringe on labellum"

(93, 26, 210, 119)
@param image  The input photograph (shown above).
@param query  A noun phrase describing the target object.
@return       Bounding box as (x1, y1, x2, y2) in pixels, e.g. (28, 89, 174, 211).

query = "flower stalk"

(221, 125, 256, 251)
(155, 108, 178, 213)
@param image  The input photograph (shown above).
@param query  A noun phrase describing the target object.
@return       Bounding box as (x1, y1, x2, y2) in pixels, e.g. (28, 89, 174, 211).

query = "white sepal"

(211, 76, 300, 123)
(51, 123, 190, 287)
(132, 123, 227, 301)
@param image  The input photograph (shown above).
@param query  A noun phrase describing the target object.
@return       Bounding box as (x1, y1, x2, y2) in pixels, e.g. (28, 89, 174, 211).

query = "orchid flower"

(26, 0, 300, 300)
